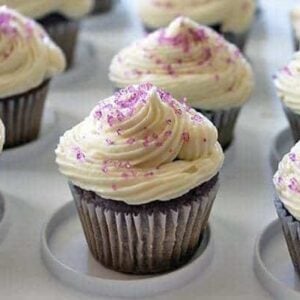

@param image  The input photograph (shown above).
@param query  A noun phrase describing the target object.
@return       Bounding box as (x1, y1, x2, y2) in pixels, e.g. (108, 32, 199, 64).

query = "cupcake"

(0, 0, 94, 68)
(291, 7, 300, 51)
(0, 7, 65, 148)
(0, 119, 5, 151)
(92, 0, 115, 14)
(273, 141, 300, 276)
(136, 0, 256, 51)
(274, 52, 300, 142)
(56, 83, 224, 274)
(109, 17, 254, 149)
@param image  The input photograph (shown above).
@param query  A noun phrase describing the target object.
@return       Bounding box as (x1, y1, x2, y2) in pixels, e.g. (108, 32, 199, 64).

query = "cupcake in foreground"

(0, 7, 65, 148)
(274, 52, 300, 142)
(56, 83, 224, 274)
(0, 119, 5, 152)
(109, 17, 254, 149)
(291, 7, 300, 51)
(0, 0, 94, 68)
(274, 141, 300, 276)
(136, 0, 256, 50)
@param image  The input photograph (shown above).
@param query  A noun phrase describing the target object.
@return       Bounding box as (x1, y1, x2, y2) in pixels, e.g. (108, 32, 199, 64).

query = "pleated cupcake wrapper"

(0, 80, 50, 149)
(92, 0, 115, 14)
(70, 180, 218, 274)
(283, 104, 300, 142)
(274, 197, 300, 275)
(195, 107, 241, 150)
(42, 19, 79, 69)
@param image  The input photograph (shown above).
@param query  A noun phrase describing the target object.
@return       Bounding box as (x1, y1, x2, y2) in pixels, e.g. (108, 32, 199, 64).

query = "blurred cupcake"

(274, 141, 300, 276)
(92, 0, 115, 14)
(56, 83, 224, 274)
(136, 0, 256, 51)
(0, 7, 65, 148)
(109, 17, 254, 149)
(291, 7, 300, 51)
(274, 52, 300, 142)
(0, 119, 4, 151)
(0, 0, 94, 68)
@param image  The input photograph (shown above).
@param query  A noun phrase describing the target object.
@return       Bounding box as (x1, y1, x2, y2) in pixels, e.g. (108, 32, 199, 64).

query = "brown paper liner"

(195, 107, 241, 150)
(38, 14, 79, 69)
(92, 0, 115, 14)
(69, 174, 219, 274)
(0, 80, 50, 149)
(274, 197, 300, 276)
(283, 104, 300, 142)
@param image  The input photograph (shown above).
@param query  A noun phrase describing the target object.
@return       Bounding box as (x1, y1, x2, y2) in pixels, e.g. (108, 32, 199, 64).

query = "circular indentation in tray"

(254, 219, 300, 299)
(41, 201, 214, 298)
(1, 109, 59, 166)
(52, 38, 97, 90)
(270, 128, 293, 174)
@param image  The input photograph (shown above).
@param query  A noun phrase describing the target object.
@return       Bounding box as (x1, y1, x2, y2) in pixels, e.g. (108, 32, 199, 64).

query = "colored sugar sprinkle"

(191, 114, 203, 123)
(289, 152, 296, 162)
(182, 132, 190, 143)
(144, 171, 154, 177)
(282, 66, 292, 76)
(73, 147, 86, 162)
(288, 178, 300, 193)
(112, 184, 117, 191)
(0, 12, 17, 37)
(105, 138, 115, 145)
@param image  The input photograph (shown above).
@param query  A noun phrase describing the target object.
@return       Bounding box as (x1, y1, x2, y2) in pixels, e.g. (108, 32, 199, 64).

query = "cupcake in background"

(56, 83, 224, 274)
(109, 17, 254, 149)
(0, 0, 94, 68)
(274, 141, 300, 276)
(136, 0, 256, 51)
(291, 7, 300, 51)
(274, 52, 300, 142)
(0, 7, 65, 148)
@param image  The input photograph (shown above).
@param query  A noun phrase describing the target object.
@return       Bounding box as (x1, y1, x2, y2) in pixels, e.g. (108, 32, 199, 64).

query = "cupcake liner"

(274, 197, 300, 276)
(69, 174, 219, 274)
(39, 14, 79, 69)
(195, 107, 241, 150)
(92, 0, 115, 14)
(283, 104, 300, 142)
(0, 80, 50, 149)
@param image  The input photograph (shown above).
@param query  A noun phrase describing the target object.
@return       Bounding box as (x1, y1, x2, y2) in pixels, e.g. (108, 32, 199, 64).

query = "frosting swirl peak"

(109, 17, 254, 110)
(0, 7, 65, 97)
(56, 83, 224, 204)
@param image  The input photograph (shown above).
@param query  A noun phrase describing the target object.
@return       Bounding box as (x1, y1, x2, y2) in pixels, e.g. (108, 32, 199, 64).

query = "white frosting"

(56, 83, 224, 205)
(274, 141, 300, 221)
(137, 0, 256, 33)
(274, 52, 300, 114)
(0, 118, 4, 151)
(0, 0, 94, 19)
(0, 7, 65, 98)
(109, 17, 254, 110)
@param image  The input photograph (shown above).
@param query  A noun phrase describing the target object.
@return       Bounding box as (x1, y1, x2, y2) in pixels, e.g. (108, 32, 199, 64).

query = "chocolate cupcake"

(136, 0, 256, 51)
(109, 17, 254, 149)
(274, 52, 300, 142)
(56, 83, 224, 274)
(291, 7, 300, 51)
(273, 142, 300, 276)
(0, 7, 65, 148)
(0, 0, 94, 68)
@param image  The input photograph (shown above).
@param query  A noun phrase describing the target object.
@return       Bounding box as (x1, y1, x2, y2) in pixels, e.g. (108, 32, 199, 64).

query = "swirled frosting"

(0, 7, 65, 98)
(274, 142, 300, 221)
(274, 52, 300, 115)
(137, 0, 255, 33)
(0, 0, 94, 19)
(109, 17, 254, 110)
(56, 83, 224, 205)
(0, 118, 4, 151)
